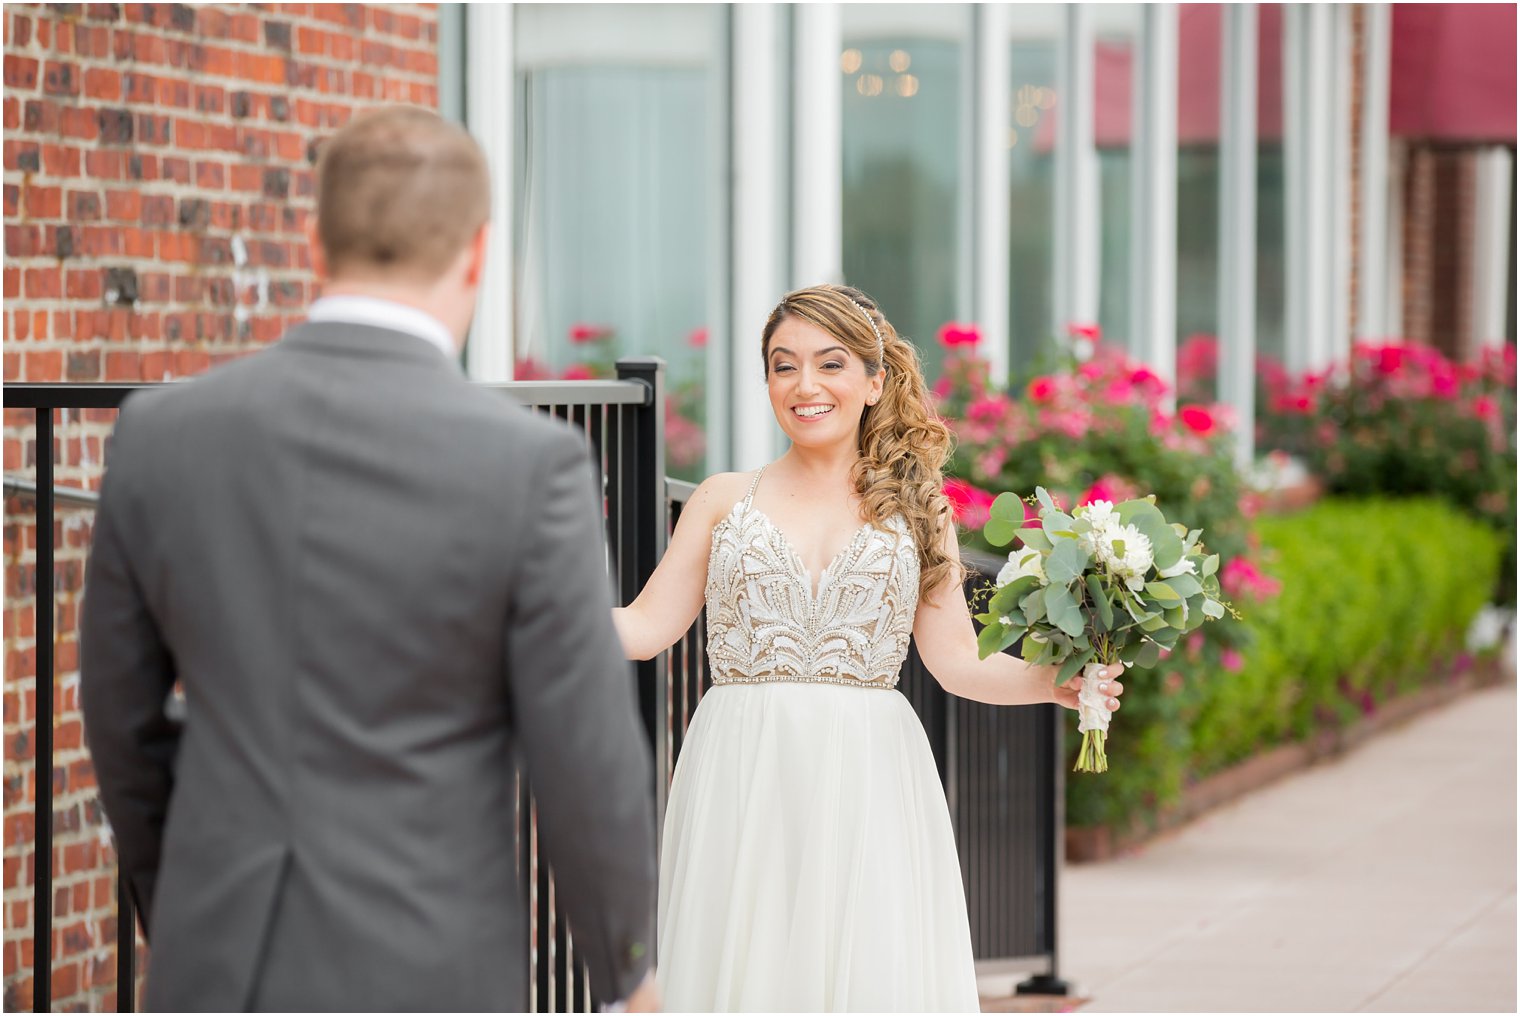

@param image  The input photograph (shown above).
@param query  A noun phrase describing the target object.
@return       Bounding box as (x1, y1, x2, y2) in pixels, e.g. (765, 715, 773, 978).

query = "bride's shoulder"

(681, 471, 756, 527)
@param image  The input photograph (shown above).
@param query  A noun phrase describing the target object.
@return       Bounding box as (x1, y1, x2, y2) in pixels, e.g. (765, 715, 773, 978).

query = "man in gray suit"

(80, 106, 659, 1011)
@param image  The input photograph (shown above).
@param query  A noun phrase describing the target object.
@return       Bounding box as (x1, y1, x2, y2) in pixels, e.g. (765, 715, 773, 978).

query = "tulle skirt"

(657, 682, 980, 1012)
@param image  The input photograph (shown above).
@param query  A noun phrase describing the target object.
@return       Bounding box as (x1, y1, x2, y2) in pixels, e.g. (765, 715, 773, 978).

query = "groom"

(80, 106, 659, 1011)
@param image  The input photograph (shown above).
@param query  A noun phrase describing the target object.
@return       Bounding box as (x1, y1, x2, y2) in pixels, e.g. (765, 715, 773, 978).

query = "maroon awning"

(1048, 3, 1513, 150)
(1390, 4, 1517, 143)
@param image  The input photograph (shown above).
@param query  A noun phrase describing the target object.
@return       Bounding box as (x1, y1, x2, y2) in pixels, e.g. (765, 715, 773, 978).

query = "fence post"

(34, 409, 53, 1015)
(614, 358, 668, 806)
(1016, 703, 1070, 996)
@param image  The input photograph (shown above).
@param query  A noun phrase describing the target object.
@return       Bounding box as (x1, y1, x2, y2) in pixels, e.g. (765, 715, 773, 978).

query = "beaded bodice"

(704, 468, 920, 689)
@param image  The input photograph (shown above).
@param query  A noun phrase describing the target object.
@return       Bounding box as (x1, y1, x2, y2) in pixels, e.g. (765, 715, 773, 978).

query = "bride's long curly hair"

(761, 284, 959, 601)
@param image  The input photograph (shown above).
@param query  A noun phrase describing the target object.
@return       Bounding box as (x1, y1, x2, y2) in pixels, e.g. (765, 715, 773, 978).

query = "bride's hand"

(1052, 663, 1125, 712)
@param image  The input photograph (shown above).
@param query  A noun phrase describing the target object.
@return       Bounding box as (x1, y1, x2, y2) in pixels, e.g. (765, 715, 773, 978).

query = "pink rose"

(1220, 648, 1245, 672)
(561, 363, 596, 381)
(1179, 404, 1218, 436)
(687, 327, 709, 348)
(943, 477, 995, 529)
(1079, 479, 1118, 507)
(1027, 376, 1059, 403)
(937, 322, 982, 347)
(1066, 322, 1102, 342)
(569, 323, 613, 343)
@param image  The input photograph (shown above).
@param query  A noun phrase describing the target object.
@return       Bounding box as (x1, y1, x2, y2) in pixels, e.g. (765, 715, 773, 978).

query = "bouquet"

(974, 487, 1232, 772)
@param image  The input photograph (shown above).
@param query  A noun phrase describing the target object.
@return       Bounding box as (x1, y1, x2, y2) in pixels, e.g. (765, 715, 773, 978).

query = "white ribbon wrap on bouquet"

(1077, 661, 1112, 736)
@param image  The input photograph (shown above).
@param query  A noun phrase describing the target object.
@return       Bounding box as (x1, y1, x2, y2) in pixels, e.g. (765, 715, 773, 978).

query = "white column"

(1054, 5, 1098, 335)
(1219, 5, 1258, 468)
(1330, 4, 1354, 363)
(1471, 147, 1516, 350)
(974, 3, 1011, 381)
(1129, 4, 1178, 386)
(731, 5, 785, 470)
(1356, 3, 1392, 340)
(464, 3, 514, 382)
(1284, 4, 1337, 372)
(792, 4, 842, 290)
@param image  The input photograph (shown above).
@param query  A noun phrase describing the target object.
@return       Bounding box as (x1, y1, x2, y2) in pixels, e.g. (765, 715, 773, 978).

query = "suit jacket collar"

(279, 321, 466, 374)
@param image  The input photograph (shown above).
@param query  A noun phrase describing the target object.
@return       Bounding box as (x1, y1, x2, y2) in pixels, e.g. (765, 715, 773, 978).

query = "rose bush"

(1179, 334, 1518, 603)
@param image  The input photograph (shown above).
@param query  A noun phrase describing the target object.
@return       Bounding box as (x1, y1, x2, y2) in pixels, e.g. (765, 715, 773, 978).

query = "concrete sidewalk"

(983, 680, 1517, 1012)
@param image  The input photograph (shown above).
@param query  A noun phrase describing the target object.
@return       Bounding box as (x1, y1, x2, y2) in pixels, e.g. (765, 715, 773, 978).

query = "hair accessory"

(852, 300, 885, 362)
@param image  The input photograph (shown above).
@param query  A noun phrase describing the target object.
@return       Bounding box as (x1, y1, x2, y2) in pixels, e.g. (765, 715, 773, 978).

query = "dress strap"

(741, 466, 766, 511)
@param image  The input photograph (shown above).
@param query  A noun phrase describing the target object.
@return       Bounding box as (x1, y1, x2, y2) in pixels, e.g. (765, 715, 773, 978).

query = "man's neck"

(316, 281, 465, 351)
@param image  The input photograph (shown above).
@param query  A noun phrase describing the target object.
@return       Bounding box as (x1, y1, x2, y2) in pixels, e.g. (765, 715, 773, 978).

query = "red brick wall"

(3, 4, 440, 1008)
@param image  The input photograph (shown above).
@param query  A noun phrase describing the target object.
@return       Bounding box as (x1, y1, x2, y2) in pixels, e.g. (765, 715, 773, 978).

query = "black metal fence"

(4, 357, 1063, 1012)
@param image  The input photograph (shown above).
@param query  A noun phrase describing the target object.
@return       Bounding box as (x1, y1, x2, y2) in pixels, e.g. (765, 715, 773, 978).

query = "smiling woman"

(609, 283, 1124, 1012)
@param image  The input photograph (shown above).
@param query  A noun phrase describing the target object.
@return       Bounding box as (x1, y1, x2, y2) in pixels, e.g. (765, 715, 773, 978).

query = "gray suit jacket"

(80, 321, 656, 1011)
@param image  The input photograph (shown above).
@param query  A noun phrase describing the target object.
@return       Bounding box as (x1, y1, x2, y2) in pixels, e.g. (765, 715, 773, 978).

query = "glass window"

(1091, 5, 1140, 354)
(841, 5, 969, 376)
(1174, 4, 1222, 400)
(1256, 4, 1287, 368)
(513, 4, 725, 481)
(1007, 6, 1063, 376)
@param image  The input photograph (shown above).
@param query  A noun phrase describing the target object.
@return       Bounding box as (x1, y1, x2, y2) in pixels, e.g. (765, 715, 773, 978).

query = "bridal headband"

(851, 299, 885, 361)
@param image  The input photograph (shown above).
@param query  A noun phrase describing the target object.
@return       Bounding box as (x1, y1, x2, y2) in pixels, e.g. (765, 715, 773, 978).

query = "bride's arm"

(612, 474, 737, 661)
(912, 520, 1125, 709)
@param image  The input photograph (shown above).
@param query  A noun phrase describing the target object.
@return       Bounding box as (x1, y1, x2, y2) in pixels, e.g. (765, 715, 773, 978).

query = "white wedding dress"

(657, 468, 980, 1012)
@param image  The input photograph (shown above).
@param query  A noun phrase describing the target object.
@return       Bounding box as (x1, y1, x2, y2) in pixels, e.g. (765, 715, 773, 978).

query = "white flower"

(1077, 499, 1119, 531)
(1095, 522, 1153, 592)
(1158, 556, 1198, 579)
(999, 615, 1013, 626)
(996, 548, 1046, 587)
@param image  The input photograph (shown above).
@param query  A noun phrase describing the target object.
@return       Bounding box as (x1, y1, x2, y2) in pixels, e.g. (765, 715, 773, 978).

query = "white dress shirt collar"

(306, 295, 458, 360)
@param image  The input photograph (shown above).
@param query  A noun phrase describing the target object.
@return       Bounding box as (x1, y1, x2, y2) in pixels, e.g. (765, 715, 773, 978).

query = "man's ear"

(463, 222, 490, 288)
(304, 220, 329, 283)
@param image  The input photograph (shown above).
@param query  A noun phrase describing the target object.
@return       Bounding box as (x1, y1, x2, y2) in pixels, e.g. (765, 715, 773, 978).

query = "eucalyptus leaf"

(984, 517, 1019, 548)
(1202, 553, 1220, 577)
(1035, 487, 1056, 512)
(977, 622, 1005, 660)
(1021, 589, 1047, 623)
(993, 575, 1041, 607)
(1137, 517, 1185, 570)
(1044, 510, 1077, 534)
(1202, 598, 1226, 619)
(1167, 573, 1204, 598)
(1134, 640, 1162, 669)
(1058, 648, 1095, 685)
(1016, 527, 1052, 551)
(1043, 583, 1086, 638)
(1145, 580, 1183, 602)
(1086, 573, 1114, 630)
(990, 491, 1027, 522)
(1045, 539, 1090, 586)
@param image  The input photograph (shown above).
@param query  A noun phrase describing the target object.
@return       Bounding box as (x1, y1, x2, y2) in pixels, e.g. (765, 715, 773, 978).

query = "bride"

(612, 284, 1124, 1011)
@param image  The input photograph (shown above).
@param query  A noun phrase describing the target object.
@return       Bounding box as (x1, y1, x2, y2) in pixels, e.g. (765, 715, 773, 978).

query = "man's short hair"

(315, 106, 491, 283)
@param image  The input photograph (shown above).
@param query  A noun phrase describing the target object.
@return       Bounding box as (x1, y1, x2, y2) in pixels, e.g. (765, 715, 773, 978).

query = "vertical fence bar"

(34, 408, 53, 1014)
(117, 881, 136, 1010)
(614, 359, 667, 792)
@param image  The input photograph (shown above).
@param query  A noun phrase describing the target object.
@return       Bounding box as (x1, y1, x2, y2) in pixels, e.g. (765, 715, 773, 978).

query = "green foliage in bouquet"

(974, 487, 1232, 773)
